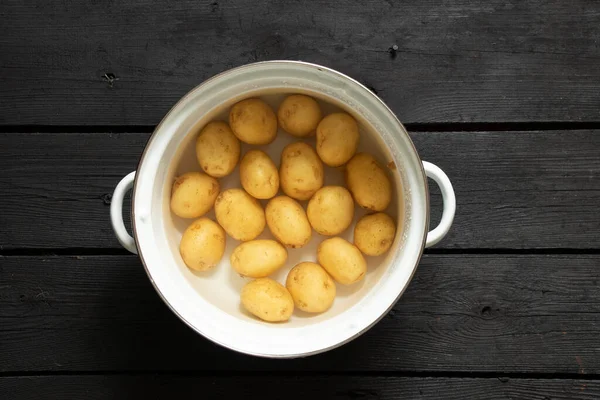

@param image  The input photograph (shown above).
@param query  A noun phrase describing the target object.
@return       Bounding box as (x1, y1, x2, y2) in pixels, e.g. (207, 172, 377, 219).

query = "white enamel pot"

(110, 61, 456, 358)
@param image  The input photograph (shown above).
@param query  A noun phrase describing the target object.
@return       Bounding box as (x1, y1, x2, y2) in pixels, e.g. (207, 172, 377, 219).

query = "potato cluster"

(170, 95, 398, 323)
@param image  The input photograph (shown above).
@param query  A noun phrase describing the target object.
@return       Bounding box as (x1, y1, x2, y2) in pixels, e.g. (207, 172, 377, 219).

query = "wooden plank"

(413, 130, 600, 249)
(1, 254, 599, 373)
(1, 375, 598, 400)
(0, 132, 141, 250)
(1, 130, 600, 249)
(1, 0, 599, 125)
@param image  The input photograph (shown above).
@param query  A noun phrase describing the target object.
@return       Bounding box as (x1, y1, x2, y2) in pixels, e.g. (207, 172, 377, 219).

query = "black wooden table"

(1, 1, 600, 398)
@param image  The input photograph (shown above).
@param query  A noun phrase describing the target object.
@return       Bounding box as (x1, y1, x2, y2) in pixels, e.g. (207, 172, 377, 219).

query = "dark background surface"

(1, 0, 600, 398)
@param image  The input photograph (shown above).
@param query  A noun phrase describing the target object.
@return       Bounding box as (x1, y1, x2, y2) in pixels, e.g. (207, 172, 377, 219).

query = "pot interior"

(161, 89, 409, 328)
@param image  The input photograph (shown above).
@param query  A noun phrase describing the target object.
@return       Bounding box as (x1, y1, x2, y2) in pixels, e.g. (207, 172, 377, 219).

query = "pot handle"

(423, 161, 456, 248)
(110, 171, 138, 254)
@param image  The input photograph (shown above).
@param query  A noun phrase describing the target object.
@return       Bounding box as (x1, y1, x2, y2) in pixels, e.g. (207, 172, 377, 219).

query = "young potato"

(317, 237, 367, 285)
(277, 94, 322, 137)
(230, 240, 288, 278)
(229, 98, 277, 145)
(239, 150, 279, 199)
(179, 218, 226, 271)
(280, 142, 324, 201)
(195, 121, 240, 178)
(241, 278, 294, 322)
(286, 262, 336, 313)
(214, 188, 265, 241)
(316, 113, 359, 167)
(307, 186, 354, 236)
(170, 172, 220, 218)
(346, 153, 392, 211)
(354, 212, 397, 256)
(265, 196, 312, 248)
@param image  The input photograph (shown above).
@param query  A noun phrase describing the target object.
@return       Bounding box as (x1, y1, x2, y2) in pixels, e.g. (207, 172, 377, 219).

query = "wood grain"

(1, 0, 599, 125)
(1, 130, 599, 249)
(1, 254, 599, 373)
(1, 375, 598, 400)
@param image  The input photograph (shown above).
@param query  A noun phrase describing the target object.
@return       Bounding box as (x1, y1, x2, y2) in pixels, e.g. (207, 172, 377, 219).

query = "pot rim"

(131, 60, 430, 358)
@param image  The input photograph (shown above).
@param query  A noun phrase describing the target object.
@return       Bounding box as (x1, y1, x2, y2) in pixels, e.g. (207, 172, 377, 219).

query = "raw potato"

(266, 196, 312, 248)
(317, 237, 367, 285)
(286, 262, 336, 313)
(214, 188, 265, 241)
(195, 121, 240, 178)
(241, 278, 294, 322)
(239, 150, 279, 199)
(354, 212, 397, 256)
(280, 142, 324, 200)
(316, 113, 359, 167)
(179, 218, 226, 271)
(229, 98, 277, 145)
(307, 186, 354, 236)
(170, 172, 220, 218)
(277, 94, 322, 137)
(346, 153, 392, 211)
(231, 240, 288, 278)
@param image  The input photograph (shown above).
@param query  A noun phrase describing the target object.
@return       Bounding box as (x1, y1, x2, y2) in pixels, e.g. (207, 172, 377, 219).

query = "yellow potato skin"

(170, 172, 220, 219)
(229, 98, 277, 145)
(354, 212, 397, 256)
(277, 94, 322, 137)
(346, 153, 392, 211)
(239, 150, 279, 199)
(286, 262, 336, 313)
(241, 278, 294, 322)
(265, 196, 312, 248)
(306, 186, 354, 236)
(316, 113, 359, 167)
(230, 240, 288, 278)
(195, 121, 241, 178)
(280, 142, 324, 201)
(317, 237, 367, 285)
(179, 218, 226, 271)
(214, 188, 265, 241)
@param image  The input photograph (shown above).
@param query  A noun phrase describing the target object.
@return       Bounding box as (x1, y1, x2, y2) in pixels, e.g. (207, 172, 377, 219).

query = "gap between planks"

(2, 121, 600, 134)
(1, 248, 600, 257)
(2, 370, 600, 381)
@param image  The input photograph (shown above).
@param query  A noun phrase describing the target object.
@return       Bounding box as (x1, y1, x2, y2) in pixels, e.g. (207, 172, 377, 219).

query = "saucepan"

(110, 61, 456, 357)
